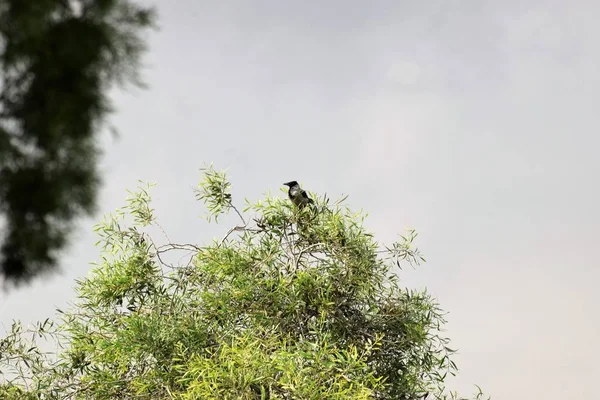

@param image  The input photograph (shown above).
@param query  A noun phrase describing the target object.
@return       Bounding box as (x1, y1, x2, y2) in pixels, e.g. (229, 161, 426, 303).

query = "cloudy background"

(2, 1, 598, 398)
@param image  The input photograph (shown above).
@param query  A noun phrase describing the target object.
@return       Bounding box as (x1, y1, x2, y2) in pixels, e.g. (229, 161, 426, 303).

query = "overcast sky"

(1, 1, 599, 398)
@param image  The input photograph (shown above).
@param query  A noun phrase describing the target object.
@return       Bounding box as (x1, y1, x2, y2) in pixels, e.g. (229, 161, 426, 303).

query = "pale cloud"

(387, 61, 422, 86)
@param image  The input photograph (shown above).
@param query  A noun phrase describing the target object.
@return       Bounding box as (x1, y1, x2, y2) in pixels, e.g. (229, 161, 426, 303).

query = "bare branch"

(219, 225, 247, 247)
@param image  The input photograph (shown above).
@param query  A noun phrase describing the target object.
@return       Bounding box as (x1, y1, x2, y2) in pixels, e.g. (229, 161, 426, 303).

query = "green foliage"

(194, 164, 235, 223)
(0, 167, 489, 399)
(0, 0, 156, 285)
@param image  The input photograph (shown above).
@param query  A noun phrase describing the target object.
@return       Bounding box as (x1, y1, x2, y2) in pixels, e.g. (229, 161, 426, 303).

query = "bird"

(283, 181, 314, 208)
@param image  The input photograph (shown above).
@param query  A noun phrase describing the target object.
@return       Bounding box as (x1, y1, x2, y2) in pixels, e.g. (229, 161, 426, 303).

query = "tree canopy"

(0, 167, 488, 399)
(0, 0, 156, 285)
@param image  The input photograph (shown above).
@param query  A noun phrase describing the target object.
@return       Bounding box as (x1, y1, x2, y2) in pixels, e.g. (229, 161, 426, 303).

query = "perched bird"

(283, 181, 314, 208)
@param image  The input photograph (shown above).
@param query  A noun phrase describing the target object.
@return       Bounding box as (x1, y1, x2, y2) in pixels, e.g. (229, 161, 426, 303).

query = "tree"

(0, 0, 156, 285)
(0, 167, 489, 399)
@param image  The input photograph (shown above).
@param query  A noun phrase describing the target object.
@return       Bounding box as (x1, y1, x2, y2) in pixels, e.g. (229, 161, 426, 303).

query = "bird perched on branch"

(283, 181, 314, 209)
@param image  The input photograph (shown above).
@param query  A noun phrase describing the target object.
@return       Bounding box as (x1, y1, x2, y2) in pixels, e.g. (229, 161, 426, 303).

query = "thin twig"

(229, 202, 246, 226)
(293, 243, 325, 272)
(219, 225, 247, 246)
(154, 221, 171, 244)
(156, 243, 201, 253)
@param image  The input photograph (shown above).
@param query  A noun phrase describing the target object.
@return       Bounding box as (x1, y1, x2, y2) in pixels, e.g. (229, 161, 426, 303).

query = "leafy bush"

(0, 166, 488, 399)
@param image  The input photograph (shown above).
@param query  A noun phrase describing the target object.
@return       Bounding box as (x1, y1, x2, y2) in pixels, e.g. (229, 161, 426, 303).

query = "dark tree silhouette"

(0, 0, 156, 286)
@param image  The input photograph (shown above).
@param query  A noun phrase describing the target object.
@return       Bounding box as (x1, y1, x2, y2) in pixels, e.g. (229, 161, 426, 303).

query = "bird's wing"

(300, 190, 314, 203)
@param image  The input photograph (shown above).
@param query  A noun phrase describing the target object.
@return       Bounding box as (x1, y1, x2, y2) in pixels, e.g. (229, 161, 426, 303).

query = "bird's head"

(283, 181, 298, 188)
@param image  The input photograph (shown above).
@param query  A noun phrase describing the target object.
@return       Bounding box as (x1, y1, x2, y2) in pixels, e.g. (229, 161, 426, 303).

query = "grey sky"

(2, 1, 599, 398)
